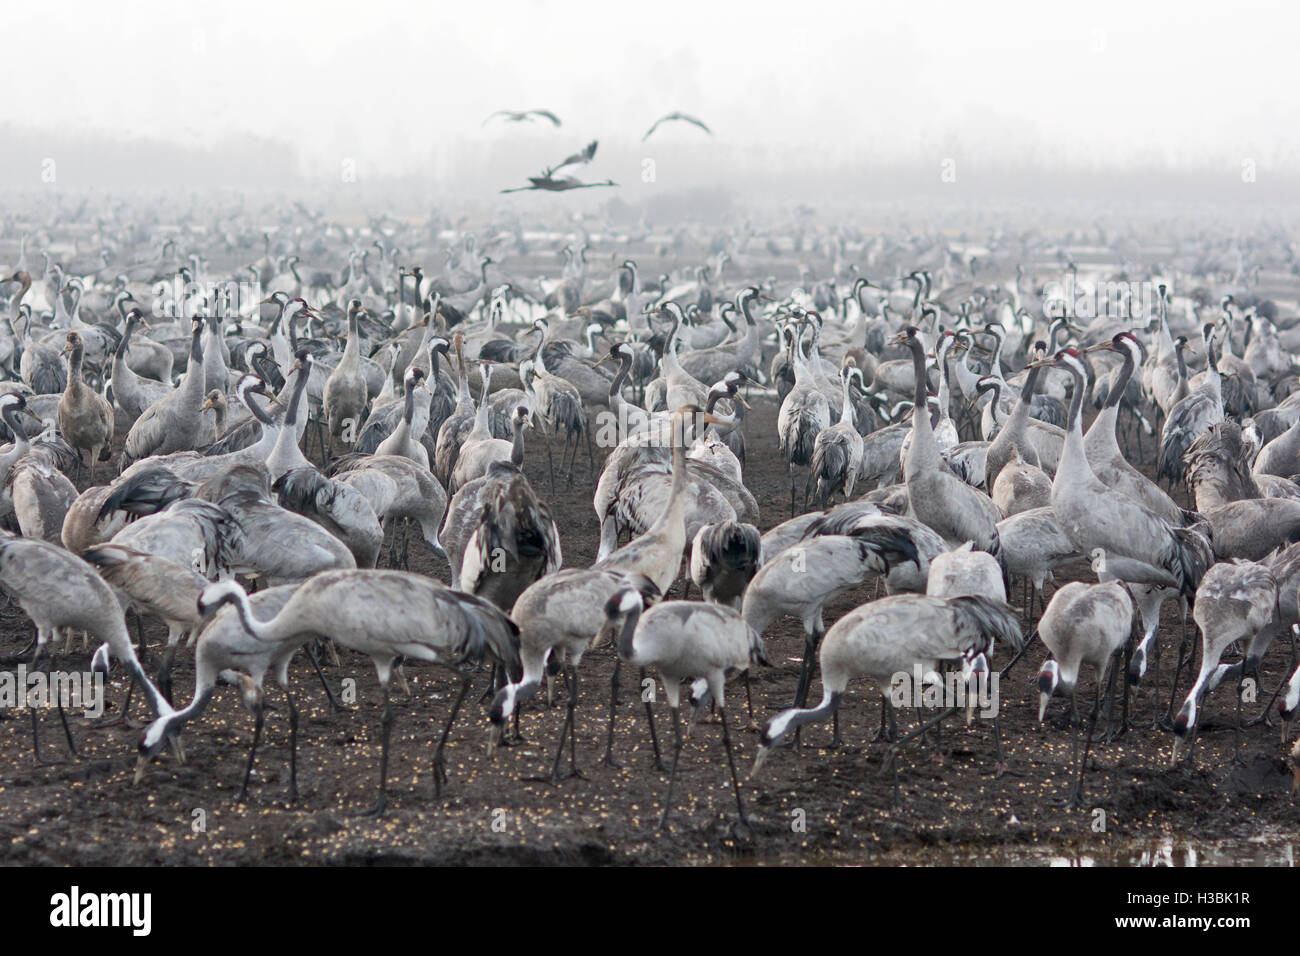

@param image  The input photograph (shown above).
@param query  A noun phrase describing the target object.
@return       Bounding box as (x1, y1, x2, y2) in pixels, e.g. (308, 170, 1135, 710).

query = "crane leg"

(1067, 681, 1103, 809)
(991, 713, 1010, 777)
(563, 432, 577, 488)
(30, 707, 57, 766)
(602, 659, 623, 769)
(719, 705, 751, 835)
(547, 665, 585, 782)
(1165, 623, 1197, 725)
(884, 749, 901, 808)
(1100, 653, 1117, 739)
(792, 617, 824, 748)
(358, 684, 394, 817)
(54, 694, 78, 759)
(999, 629, 1039, 680)
(432, 669, 471, 798)
(157, 642, 180, 707)
(238, 699, 265, 804)
(793, 620, 821, 709)
(1148, 625, 1163, 727)
(1248, 632, 1295, 726)
(1233, 674, 1245, 764)
(656, 707, 684, 832)
(565, 666, 582, 778)
(881, 706, 957, 775)
(545, 434, 557, 496)
(871, 693, 897, 743)
(28, 651, 75, 764)
(1113, 640, 1132, 740)
(641, 668, 666, 771)
(94, 676, 137, 729)
(286, 689, 299, 804)
(304, 643, 346, 712)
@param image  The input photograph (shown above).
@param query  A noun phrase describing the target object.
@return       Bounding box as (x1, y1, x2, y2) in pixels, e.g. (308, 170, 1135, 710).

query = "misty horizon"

(4, 0, 1297, 203)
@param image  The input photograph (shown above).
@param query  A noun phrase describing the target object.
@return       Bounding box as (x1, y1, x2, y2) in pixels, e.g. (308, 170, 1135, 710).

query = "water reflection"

(749, 830, 1297, 866)
(916, 832, 1297, 866)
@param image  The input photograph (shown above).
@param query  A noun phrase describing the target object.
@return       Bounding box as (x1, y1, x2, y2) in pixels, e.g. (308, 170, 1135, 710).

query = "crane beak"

(751, 745, 771, 777)
(1038, 692, 1050, 724)
(1170, 733, 1190, 767)
(133, 755, 149, 786)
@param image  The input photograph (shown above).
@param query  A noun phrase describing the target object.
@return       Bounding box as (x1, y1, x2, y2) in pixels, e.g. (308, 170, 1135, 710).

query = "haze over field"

(2, 1, 1297, 203)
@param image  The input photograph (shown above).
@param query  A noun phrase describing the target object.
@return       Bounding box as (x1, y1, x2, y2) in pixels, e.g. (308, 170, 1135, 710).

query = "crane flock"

(0, 202, 1299, 843)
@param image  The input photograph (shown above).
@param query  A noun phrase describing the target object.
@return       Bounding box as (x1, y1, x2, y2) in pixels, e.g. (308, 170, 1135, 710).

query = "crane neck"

(510, 416, 527, 466)
(283, 359, 311, 428)
(838, 374, 855, 427)
(615, 604, 642, 662)
(1105, 346, 1135, 411)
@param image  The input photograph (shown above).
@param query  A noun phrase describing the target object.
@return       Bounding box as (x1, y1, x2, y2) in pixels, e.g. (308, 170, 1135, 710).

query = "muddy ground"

(0, 397, 1295, 867)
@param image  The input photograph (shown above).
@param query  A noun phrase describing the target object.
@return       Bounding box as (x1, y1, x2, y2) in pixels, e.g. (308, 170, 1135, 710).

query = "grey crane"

(598, 588, 765, 831)
(121, 320, 208, 468)
(595, 407, 729, 597)
(322, 299, 369, 443)
(1047, 348, 1209, 609)
(110, 308, 172, 424)
(489, 568, 658, 779)
(777, 321, 830, 513)
(272, 467, 384, 569)
(688, 520, 760, 608)
(455, 460, 561, 610)
(896, 326, 1004, 573)
(57, 331, 114, 481)
(807, 364, 864, 507)
(329, 453, 448, 568)
(1172, 560, 1278, 764)
(194, 462, 356, 585)
(193, 572, 521, 815)
(135, 584, 303, 802)
(1036, 578, 1133, 805)
(374, 366, 432, 470)
(1157, 323, 1225, 486)
(81, 543, 209, 702)
(753, 594, 1023, 780)
(0, 533, 168, 760)
(743, 523, 920, 719)
(1084, 332, 1191, 526)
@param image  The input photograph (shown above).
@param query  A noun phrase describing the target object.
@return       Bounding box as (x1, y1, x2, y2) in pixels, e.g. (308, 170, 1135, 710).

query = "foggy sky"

(4, 1, 1297, 190)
